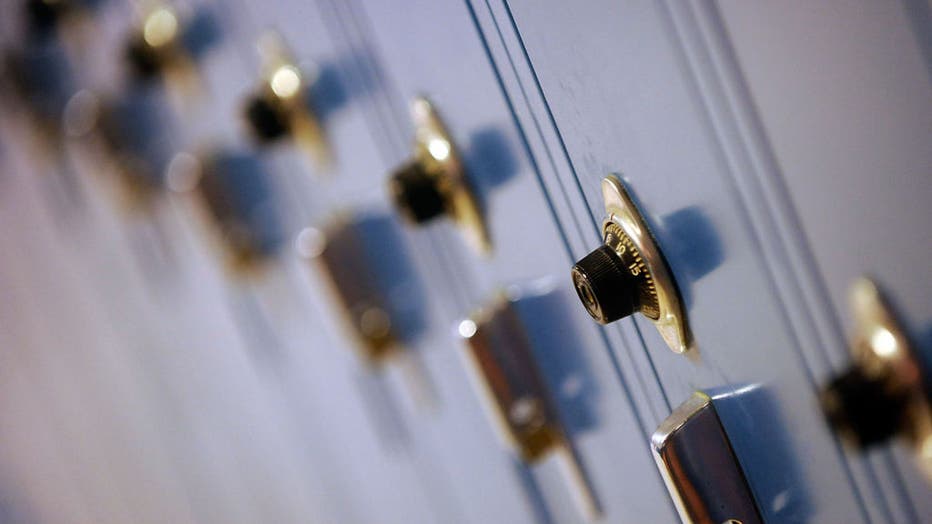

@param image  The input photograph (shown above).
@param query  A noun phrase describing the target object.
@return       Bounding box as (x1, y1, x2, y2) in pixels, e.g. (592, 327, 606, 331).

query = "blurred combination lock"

(821, 278, 932, 482)
(125, 5, 186, 80)
(572, 175, 691, 353)
(389, 97, 490, 254)
(242, 35, 329, 167)
(124, 4, 217, 83)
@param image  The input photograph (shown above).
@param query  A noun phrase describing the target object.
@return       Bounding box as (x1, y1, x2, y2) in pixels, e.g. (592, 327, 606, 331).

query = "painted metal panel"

(1, 0, 929, 522)
(491, 0, 926, 521)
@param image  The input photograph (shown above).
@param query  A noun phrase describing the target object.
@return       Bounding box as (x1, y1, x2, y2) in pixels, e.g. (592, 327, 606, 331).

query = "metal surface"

(823, 278, 932, 481)
(459, 292, 600, 519)
(459, 294, 563, 461)
(493, 0, 929, 520)
(125, 5, 193, 83)
(652, 391, 762, 524)
(0, 0, 929, 522)
(244, 32, 330, 168)
(394, 96, 490, 254)
(301, 218, 399, 362)
(602, 174, 690, 353)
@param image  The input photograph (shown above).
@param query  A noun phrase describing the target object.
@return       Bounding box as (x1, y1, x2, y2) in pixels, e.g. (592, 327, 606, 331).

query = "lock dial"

(125, 5, 189, 80)
(821, 278, 932, 483)
(572, 175, 691, 353)
(243, 33, 330, 168)
(388, 97, 490, 254)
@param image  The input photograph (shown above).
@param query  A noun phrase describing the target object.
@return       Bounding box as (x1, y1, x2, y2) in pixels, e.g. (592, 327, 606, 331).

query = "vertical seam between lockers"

(463, 1, 680, 515)
(462, 0, 671, 462)
(492, 0, 674, 418)
(489, 0, 915, 520)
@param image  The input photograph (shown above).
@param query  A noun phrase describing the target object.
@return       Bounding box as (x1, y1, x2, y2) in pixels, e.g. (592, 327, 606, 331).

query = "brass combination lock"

(388, 97, 490, 254)
(572, 175, 691, 353)
(242, 34, 329, 168)
(124, 4, 217, 85)
(125, 5, 187, 80)
(821, 278, 931, 482)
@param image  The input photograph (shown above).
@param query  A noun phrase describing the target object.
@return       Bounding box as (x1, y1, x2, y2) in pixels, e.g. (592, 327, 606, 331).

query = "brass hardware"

(388, 97, 490, 254)
(652, 392, 763, 524)
(125, 5, 192, 81)
(459, 295, 562, 461)
(571, 175, 690, 353)
(168, 150, 283, 276)
(242, 34, 329, 168)
(821, 278, 932, 481)
(459, 293, 599, 519)
(298, 221, 399, 362)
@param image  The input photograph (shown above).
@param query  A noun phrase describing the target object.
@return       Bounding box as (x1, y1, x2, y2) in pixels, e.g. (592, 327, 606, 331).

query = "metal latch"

(459, 293, 600, 519)
(652, 391, 763, 524)
(168, 149, 285, 276)
(302, 218, 398, 361)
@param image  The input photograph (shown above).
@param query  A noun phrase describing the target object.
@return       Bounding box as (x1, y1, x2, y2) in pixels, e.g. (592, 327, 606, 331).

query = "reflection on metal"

(125, 4, 193, 85)
(243, 33, 330, 169)
(460, 294, 600, 519)
(571, 175, 691, 353)
(821, 278, 932, 482)
(169, 150, 282, 276)
(652, 391, 762, 524)
(389, 97, 490, 254)
(300, 220, 398, 362)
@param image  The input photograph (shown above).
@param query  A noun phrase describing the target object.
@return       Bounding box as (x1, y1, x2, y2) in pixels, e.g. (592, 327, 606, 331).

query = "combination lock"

(821, 278, 932, 482)
(572, 175, 690, 353)
(123, 5, 217, 84)
(388, 97, 490, 254)
(125, 5, 185, 80)
(242, 33, 329, 167)
(573, 221, 660, 324)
